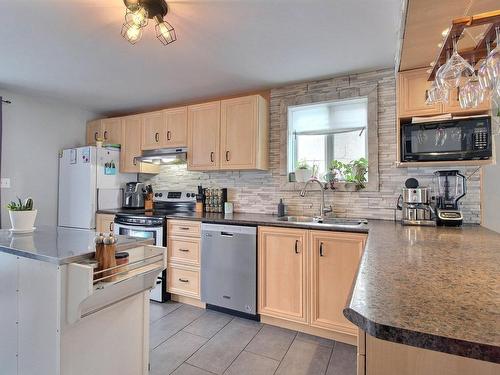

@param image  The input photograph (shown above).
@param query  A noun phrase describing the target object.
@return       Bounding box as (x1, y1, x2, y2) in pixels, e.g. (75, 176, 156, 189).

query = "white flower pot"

(9, 210, 37, 231)
(295, 168, 312, 183)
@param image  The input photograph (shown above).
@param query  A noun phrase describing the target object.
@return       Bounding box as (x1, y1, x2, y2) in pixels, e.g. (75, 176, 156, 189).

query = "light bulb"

(131, 7, 147, 26)
(158, 22, 170, 39)
(127, 25, 141, 42)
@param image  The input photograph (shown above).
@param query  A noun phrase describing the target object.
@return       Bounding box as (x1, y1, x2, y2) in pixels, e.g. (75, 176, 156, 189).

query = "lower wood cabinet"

(360, 331, 500, 375)
(310, 230, 365, 335)
(95, 213, 115, 233)
(258, 226, 308, 323)
(258, 226, 366, 339)
(166, 220, 201, 300)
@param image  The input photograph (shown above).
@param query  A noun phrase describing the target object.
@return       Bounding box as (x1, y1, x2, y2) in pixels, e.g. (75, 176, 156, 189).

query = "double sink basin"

(277, 216, 368, 228)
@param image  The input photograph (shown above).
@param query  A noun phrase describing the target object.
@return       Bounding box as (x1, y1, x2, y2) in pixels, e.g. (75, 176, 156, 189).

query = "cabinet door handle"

(319, 242, 324, 257)
(167, 130, 171, 141)
(295, 240, 300, 254)
(133, 158, 137, 166)
(210, 152, 214, 163)
(178, 278, 189, 283)
(155, 132, 159, 142)
(94, 132, 98, 141)
(103, 131, 108, 140)
(456, 87, 460, 102)
(225, 151, 230, 161)
(179, 248, 190, 252)
(109, 222, 114, 232)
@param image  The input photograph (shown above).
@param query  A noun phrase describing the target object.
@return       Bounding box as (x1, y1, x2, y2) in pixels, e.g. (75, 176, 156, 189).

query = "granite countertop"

(0, 225, 153, 265)
(99, 208, 499, 362)
(343, 220, 500, 364)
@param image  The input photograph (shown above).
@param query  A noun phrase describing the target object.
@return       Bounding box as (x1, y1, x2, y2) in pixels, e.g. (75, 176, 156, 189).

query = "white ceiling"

(0, 0, 401, 115)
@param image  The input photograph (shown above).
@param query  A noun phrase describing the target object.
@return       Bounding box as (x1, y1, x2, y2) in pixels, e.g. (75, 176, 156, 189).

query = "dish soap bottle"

(278, 199, 285, 217)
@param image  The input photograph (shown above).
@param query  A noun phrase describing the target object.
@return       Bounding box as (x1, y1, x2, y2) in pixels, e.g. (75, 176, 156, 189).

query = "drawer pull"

(178, 248, 190, 252)
(178, 278, 189, 283)
(179, 227, 190, 230)
(295, 240, 300, 254)
(319, 242, 324, 257)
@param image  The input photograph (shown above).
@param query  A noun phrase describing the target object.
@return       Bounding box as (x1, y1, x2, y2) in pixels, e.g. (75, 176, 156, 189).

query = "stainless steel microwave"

(401, 116, 492, 162)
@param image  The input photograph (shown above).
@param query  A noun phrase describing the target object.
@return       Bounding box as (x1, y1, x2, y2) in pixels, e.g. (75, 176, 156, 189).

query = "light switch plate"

(1, 178, 11, 188)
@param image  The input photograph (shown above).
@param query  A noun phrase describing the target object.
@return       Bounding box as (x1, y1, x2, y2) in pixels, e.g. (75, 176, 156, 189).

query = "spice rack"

(66, 245, 166, 324)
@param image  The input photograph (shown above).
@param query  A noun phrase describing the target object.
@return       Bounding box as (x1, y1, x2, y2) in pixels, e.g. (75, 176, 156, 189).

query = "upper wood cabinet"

(398, 68, 491, 119)
(85, 118, 122, 145)
(121, 115, 159, 174)
(86, 120, 103, 145)
(310, 230, 365, 336)
(258, 226, 308, 324)
(141, 111, 165, 150)
(220, 95, 269, 170)
(442, 86, 491, 114)
(141, 107, 188, 150)
(164, 106, 188, 147)
(101, 118, 122, 144)
(187, 101, 221, 171)
(398, 68, 441, 118)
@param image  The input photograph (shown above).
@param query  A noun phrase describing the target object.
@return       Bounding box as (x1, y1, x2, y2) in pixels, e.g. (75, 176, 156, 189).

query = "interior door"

(310, 230, 366, 335)
(258, 226, 308, 323)
(220, 96, 258, 170)
(187, 101, 220, 170)
(165, 106, 187, 147)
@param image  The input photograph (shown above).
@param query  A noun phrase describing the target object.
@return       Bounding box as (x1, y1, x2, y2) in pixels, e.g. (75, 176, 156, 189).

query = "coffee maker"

(397, 178, 435, 226)
(434, 170, 466, 226)
(123, 182, 146, 208)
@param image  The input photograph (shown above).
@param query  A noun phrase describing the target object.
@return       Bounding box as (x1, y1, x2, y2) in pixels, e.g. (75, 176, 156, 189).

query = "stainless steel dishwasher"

(201, 223, 257, 317)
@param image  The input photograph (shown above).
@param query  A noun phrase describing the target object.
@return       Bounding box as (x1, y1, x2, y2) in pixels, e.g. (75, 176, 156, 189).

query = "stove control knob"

(154, 193, 159, 197)
(158, 193, 163, 197)
(186, 193, 191, 197)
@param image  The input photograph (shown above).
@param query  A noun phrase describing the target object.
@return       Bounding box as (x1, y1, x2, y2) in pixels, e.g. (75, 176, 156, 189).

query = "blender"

(434, 170, 466, 226)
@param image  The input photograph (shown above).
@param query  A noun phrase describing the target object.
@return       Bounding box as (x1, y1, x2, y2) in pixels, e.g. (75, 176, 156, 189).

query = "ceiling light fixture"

(121, 0, 177, 46)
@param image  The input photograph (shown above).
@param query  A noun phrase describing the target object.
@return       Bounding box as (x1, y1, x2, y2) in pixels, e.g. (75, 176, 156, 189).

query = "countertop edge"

(0, 245, 63, 264)
(343, 307, 500, 364)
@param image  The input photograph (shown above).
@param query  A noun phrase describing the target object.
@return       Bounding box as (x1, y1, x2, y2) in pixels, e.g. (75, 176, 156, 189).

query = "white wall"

(0, 90, 97, 228)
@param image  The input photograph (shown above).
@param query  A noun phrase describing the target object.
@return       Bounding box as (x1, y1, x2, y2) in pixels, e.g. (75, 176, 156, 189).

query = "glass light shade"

(155, 17, 176, 45)
(121, 22, 143, 45)
(125, 6, 149, 28)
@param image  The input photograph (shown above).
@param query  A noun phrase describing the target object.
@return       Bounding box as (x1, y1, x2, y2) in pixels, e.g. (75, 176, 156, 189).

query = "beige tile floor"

(149, 301, 357, 375)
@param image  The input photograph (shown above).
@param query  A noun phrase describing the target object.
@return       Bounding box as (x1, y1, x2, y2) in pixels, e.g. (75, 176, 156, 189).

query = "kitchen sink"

(277, 216, 367, 227)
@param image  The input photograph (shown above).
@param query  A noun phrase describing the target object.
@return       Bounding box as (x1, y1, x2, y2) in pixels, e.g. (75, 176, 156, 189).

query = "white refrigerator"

(58, 146, 123, 230)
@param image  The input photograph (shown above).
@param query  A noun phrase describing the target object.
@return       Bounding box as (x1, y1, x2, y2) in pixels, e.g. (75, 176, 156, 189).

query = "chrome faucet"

(299, 177, 333, 219)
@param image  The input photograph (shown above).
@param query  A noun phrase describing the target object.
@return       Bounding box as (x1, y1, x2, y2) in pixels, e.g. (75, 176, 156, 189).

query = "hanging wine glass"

(484, 26, 500, 90)
(459, 76, 483, 109)
(436, 51, 452, 90)
(439, 35, 475, 88)
(478, 41, 494, 91)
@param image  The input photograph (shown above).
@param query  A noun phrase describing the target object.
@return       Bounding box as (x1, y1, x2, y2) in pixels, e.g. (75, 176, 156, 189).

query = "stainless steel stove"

(114, 190, 196, 302)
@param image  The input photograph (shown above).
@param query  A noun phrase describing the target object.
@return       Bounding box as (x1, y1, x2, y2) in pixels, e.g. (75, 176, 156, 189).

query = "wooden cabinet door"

(96, 214, 115, 233)
(120, 116, 159, 174)
(442, 86, 491, 114)
(398, 68, 442, 117)
(258, 226, 308, 323)
(220, 95, 259, 170)
(187, 101, 220, 170)
(310, 231, 366, 335)
(165, 106, 187, 147)
(86, 120, 103, 145)
(141, 111, 166, 150)
(102, 118, 122, 144)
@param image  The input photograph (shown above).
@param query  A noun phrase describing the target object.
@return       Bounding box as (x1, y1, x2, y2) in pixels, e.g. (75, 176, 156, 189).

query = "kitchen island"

(0, 226, 166, 375)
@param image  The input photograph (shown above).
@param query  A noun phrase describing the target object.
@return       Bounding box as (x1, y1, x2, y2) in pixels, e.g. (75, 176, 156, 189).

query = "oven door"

(114, 222, 165, 302)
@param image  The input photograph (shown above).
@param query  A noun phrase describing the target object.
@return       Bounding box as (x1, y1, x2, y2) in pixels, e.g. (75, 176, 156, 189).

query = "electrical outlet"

(1, 178, 11, 188)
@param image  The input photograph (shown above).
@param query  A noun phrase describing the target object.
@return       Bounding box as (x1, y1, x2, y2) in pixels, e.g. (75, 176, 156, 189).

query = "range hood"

(134, 147, 187, 165)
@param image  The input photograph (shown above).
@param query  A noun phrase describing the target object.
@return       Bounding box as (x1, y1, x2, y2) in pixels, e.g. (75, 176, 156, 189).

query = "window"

(288, 98, 368, 178)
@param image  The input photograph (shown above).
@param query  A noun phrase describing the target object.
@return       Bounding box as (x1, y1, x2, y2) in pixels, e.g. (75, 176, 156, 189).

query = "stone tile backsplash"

(144, 69, 482, 223)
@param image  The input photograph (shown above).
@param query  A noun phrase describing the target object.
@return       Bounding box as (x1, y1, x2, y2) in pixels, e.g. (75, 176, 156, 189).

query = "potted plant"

(351, 157, 368, 190)
(324, 160, 345, 189)
(7, 197, 37, 232)
(295, 159, 312, 183)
